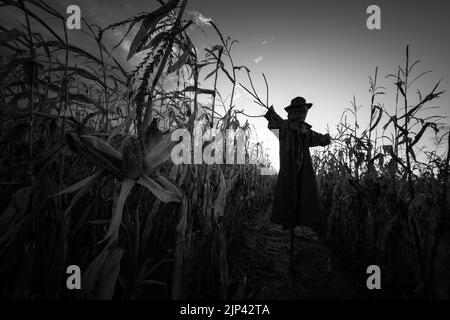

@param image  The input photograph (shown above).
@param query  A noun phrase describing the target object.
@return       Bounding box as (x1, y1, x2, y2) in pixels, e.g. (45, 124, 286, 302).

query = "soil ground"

(231, 205, 367, 299)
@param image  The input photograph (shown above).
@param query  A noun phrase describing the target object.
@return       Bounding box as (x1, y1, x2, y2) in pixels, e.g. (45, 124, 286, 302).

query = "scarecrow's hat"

(284, 96, 313, 112)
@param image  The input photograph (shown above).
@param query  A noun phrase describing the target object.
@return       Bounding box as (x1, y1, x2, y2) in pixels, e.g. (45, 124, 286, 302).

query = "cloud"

(271, 35, 275, 39)
(261, 40, 267, 45)
(254, 56, 263, 64)
(188, 10, 213, 26)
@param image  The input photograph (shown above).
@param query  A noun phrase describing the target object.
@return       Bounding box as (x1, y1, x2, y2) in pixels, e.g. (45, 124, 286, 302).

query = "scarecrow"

(264, 96, 331, 270)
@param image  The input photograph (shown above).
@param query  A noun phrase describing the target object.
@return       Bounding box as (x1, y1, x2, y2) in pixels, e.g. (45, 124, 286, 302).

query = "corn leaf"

(137, 175, 181, 203)
(154, 174, 183, 201)
(127, 0, 180, 60)
(167, 49, 190, 74)
(81, 247, 123, 299)
(52, 170, 102, 196)
(182, 86, 215, 95)
(0, 28, 24, 44)
(101, 178, 135, 245)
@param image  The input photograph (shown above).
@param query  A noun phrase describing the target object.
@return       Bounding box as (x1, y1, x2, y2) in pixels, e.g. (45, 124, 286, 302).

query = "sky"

(1, 0, 449, 171)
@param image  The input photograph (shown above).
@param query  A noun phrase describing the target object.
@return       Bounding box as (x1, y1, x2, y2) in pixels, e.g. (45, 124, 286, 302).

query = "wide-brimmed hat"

(284, 96, 313, 112)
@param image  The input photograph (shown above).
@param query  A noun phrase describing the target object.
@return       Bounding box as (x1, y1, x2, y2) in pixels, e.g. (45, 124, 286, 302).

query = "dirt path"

(231, 205, 363, 299)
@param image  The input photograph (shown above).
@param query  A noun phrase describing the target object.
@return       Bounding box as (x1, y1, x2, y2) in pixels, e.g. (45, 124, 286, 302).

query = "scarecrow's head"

(285, 96, 312, 122)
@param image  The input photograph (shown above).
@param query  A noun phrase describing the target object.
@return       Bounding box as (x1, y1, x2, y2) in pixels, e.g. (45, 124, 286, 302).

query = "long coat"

(264, 106, 329, 228)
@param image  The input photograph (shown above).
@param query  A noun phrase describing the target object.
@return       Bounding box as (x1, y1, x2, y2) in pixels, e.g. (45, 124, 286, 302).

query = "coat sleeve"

(264, 106, 284, 130)
(307, 130, 331, 147)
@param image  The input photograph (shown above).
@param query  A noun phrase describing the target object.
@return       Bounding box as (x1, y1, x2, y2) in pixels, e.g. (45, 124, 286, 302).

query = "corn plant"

(316, 46, 449, 298)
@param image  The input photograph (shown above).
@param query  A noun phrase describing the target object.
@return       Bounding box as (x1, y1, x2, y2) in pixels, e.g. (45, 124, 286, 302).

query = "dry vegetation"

(0, 0, 449, 299)
(314, 53, 450, 298)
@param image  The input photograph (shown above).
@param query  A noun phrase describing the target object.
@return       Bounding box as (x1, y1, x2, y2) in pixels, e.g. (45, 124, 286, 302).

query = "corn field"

(314, 56, 450, 298)
(0, 0, 449, 300)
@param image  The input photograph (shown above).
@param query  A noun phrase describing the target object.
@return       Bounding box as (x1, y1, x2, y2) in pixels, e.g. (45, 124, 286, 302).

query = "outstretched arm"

(264, 106, 284, 130)
(307, 130, 331, 147)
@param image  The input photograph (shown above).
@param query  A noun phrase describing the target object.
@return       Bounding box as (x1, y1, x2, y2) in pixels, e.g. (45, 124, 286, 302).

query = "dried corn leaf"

(81, 247, 123, 299)
(137, 175, 181, 203)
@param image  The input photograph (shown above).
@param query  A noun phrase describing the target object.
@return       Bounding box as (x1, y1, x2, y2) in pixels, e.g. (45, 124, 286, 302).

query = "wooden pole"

(289, 226, 295, 271)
